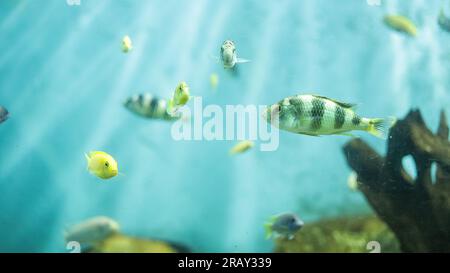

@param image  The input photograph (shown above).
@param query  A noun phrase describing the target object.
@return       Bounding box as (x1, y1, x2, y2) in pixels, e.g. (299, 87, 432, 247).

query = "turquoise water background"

(0, 0, 449, 252)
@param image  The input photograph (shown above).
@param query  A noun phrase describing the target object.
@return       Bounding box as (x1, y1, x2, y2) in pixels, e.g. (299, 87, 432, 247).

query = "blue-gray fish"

(438, 8, 450, 32)
(64, 216, 120, 244)
(264, 94, 396, 139)
(264, 213, 304, 240)
(0, 106, 9, 124)
(124, 94, 180, 121)
(220, 40, 250, 69)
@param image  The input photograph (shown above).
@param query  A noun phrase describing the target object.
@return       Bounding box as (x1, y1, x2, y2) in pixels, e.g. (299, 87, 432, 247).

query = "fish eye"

(105, 162, 109, 167)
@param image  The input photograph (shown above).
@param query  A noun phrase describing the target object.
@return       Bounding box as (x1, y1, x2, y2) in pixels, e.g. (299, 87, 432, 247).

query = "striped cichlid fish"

(220, 40, 250, 69)
(264, 94, 396, 139)
(124, 93, 180, 121)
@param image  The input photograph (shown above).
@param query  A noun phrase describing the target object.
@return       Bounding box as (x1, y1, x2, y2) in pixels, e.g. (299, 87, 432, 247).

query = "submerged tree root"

(343, 109, 450, 252)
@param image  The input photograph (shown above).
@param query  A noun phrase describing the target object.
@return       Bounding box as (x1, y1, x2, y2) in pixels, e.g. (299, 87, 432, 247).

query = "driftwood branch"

(343, 109, 450, 252)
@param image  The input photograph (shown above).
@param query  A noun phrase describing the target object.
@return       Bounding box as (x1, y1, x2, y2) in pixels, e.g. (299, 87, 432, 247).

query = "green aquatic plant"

(274, 215, 400, 253)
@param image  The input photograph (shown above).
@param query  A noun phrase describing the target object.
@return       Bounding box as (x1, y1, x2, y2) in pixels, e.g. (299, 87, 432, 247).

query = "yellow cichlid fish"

(85, 151, 119, 180)
(122, 35, 133, 53)
(167, 82, 191, 116)
(229, 140, 254, 155)
(383, 15, 418, 37)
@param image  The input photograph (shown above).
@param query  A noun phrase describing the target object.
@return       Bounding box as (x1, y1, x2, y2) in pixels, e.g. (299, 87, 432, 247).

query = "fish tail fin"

(236, 58, 251, 64)
(264, 223, 273, 240)
(264, 216, 277, 240)
(84, 153, 91, 170)
(366, 116, 397, 139)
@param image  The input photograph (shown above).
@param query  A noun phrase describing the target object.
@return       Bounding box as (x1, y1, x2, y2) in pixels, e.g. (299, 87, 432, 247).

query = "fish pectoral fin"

(236, 57, 250, 63)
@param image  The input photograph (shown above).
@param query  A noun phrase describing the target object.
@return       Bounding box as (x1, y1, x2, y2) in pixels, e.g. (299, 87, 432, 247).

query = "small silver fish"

(124, 93, 180, 121)
(0, 106, 9, 124)
(220, 40, 250, 69)
(264, 213, 304, 240)
(264, 94, 396, 139)
(64, 216, 120, 245)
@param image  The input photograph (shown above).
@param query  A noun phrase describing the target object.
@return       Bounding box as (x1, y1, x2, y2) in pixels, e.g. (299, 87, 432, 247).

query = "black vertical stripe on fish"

(334, 105, 346, 129)
(137, 94, 145, 106)
(352, 115, 361, 126)
(289, 97, 304, 118)
(149, 97, 159, 117)
(310, 98, 325, 131)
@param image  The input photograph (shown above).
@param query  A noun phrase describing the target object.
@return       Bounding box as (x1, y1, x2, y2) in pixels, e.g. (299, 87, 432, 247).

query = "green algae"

(274, 215, 400, 253)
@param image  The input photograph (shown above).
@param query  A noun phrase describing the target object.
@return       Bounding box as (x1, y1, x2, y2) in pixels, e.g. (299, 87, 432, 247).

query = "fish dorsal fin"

(311, 95, 357, 109)
(90, 151, 109, 157)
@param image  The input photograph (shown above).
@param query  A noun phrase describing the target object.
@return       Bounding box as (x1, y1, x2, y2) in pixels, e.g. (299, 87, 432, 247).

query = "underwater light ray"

(4, 0, 109, 112)
(0, 47, 115, 177)
(385, 0, 411, 117)
(416, 0, 449, 119)
(57, 3, 161, 221)
(0, 3, 59, 69)
(128, 1, 240, 252)
(89, 0, 195, 149)
(106, 1, 215, 231)
(0, 1, 111, 175)
(118, 1, 208, 183)
(172, 0, 207, 84)
(294, 0, 320, 91)
(0, 0, 26, 23)
(184, 0, 235, 93)
(79, 28, 153, 152)
(130, 2, 204, 94)
(223, 0, 288, 252)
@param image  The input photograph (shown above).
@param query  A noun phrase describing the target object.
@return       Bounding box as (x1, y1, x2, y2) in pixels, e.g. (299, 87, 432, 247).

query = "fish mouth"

(264, 105, 281, 124)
